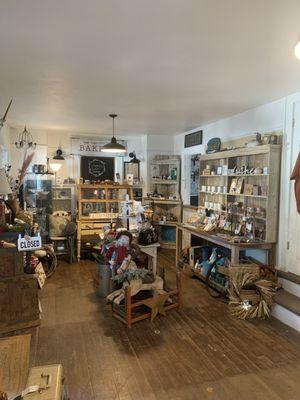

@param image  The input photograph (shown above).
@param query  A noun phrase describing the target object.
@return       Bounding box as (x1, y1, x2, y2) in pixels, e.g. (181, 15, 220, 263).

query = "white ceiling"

(1, 0, 300, 136)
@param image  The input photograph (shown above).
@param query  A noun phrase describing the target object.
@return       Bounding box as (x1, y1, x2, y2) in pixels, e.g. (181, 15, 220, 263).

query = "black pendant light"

(101, 114, 126, 153)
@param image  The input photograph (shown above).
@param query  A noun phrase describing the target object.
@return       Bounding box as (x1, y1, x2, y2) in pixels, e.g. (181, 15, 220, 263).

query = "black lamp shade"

(101, 136, 126, 153)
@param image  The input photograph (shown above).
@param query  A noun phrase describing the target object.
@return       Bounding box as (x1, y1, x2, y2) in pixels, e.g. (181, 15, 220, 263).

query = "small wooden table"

(176, 224, 275, 266)
(139, 242, 160, 275)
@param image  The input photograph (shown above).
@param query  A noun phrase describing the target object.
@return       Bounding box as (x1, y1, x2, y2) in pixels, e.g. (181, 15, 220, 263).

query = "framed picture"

(81, 156, 115, 182)
(244, 183, 253, 195)
(184, 131, 203, 148)
(124, 162, 140, 181)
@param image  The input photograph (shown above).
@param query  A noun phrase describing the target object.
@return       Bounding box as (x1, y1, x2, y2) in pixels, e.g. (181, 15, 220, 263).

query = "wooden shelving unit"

(143, 155, 182, 249)
(76, 183, 134, 260)
(77, 183, 133, 220)
(198, 144, 281, 243)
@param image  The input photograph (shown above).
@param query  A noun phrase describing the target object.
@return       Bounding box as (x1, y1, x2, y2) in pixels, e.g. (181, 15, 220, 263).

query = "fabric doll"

(106, 231, 133, 275)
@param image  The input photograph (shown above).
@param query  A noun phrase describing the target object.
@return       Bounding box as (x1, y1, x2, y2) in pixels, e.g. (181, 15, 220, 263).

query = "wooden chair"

(49, 211, 76, 264)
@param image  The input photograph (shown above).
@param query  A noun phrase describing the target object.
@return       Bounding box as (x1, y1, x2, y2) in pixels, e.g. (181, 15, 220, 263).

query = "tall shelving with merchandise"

(198, 144, 281, 243)
(76, 183, 134, 260)
(143, 155, 182, 249)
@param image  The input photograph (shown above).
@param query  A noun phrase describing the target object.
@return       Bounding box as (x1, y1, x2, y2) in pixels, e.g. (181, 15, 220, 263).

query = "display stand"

(198, 144, 281, 242)
(143, 155, 182, 248)
(76, 183, 133, 260)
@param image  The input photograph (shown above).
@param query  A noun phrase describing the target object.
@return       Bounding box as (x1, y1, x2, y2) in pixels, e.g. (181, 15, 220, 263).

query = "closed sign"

(18, 234, 42, 251)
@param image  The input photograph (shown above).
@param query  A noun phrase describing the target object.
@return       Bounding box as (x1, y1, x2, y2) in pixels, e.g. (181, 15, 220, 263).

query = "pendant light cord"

(109, 113, 118, 139)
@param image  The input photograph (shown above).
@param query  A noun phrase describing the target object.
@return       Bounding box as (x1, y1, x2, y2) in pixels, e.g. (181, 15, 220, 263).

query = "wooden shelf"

(78, 183, 133, 189)
(81, 199, 123, 202)
(199, 144, 281, 161)
(78, 183, 133, 220)
(200, 174, 268, 177)
(149, 155, 181, 249)
(200, 174, 227, 177)
(152, 180, 179, 184)
(53, 198, 71, 200)
(197, 206, 266, 221)
(151, 159, 181, 165)
(199, 191, 267, 199)
(227, 193, 268, 199)
(199, 191, 227, 195)
(198, 145, 281, 243)
(143, 198, 182, 205)
(154, 221, 178, 227)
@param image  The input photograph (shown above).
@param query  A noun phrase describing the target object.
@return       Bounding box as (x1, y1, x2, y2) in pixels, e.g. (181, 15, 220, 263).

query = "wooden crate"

(229, 263, 260, 281)
(0, 275, 40, 335)
(0, 248, 24, 278)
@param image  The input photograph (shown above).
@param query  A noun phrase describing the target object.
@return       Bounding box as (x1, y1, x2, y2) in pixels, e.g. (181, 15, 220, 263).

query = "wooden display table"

(176, 224, 275, 267)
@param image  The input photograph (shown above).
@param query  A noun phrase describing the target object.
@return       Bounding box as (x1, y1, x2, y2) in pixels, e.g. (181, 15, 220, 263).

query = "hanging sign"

(18, 234, 42, 252)
(71, 137, 127, 156)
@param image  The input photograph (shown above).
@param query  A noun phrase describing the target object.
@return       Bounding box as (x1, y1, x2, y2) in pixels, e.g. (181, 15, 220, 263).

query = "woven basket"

(229, 263, 260, 282)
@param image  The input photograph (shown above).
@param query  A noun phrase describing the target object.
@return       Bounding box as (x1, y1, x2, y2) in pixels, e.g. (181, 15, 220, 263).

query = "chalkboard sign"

(81, 156, 115, 181)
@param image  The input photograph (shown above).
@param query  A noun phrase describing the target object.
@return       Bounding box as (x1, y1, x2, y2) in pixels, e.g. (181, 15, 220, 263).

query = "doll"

(106, 231, 133, 275)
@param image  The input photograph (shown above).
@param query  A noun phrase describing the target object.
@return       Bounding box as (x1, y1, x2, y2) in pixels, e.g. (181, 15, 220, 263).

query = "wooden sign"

(71, 137, 127, 156)
(18, 234, 42, 252)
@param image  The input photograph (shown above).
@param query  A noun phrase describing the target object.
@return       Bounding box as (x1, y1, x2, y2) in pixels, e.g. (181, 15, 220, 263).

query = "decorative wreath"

(228, 270, 278, 320)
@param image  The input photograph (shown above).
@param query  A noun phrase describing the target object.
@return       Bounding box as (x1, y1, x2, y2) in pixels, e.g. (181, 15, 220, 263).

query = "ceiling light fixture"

(295, 36, 300, 60)
(101, 114, 126, 153)
(15, 126, 36, 149)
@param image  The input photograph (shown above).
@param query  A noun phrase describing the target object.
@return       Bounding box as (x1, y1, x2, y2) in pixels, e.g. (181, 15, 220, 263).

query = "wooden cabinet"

(76, 183, 133, 260)
(77, 183, 133, 220)
(198, 144, 281, 243)
(0, 248, 24, 278)
(0, 248, 40, 335)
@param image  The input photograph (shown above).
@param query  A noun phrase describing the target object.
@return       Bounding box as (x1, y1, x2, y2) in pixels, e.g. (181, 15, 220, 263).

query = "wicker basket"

(229, 263, 260, 283)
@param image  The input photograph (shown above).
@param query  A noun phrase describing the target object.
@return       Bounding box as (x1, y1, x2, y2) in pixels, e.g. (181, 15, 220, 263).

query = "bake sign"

(18, 234, 42, 251)
(71, 137, 127, 156)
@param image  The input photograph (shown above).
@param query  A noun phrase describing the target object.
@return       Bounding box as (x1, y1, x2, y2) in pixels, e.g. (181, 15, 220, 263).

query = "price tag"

(17, 234, 42, 252)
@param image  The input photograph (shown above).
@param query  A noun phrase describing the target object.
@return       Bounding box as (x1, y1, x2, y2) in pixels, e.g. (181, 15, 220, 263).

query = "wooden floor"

(29, 249, 300, 400)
